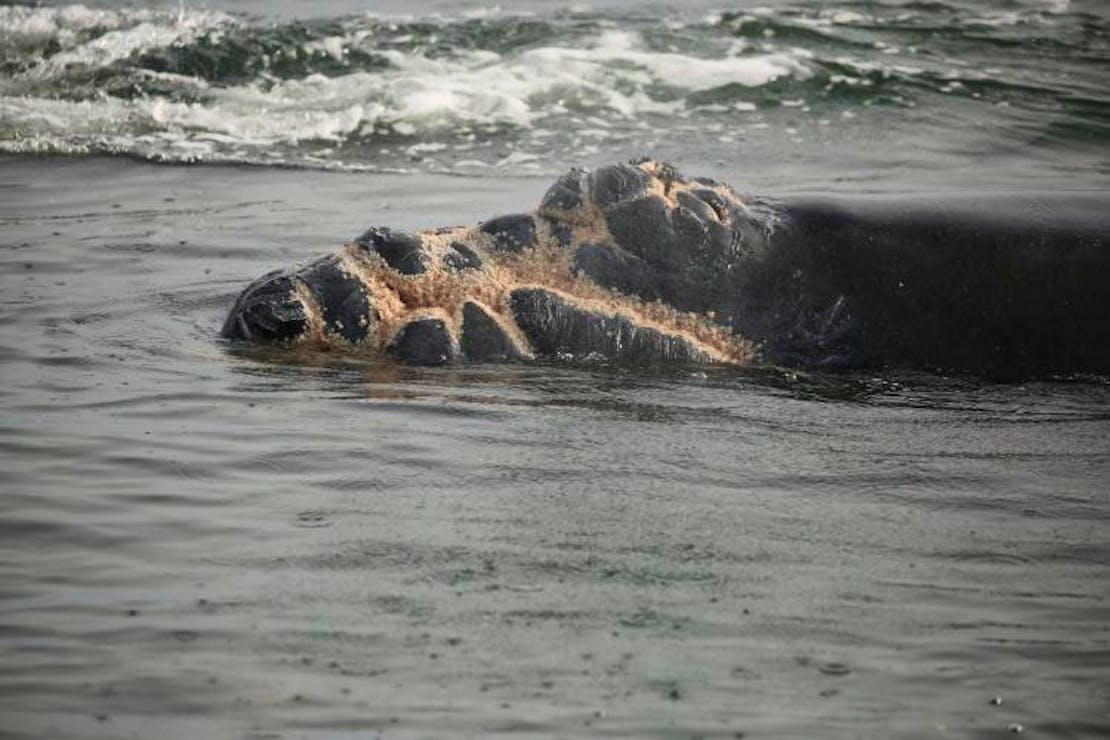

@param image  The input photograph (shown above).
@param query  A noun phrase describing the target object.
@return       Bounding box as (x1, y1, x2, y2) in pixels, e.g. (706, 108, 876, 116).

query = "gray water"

(3, 155, 1109, 740)
(2, 1, 1110, 738)
(3, 0, 1109, 187)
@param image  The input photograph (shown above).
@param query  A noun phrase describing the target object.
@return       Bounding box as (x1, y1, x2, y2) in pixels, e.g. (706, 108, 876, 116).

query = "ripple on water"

(1, 128, 1109, 738)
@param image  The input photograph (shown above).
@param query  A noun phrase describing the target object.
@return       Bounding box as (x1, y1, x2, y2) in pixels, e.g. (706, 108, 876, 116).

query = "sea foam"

(1, 18, 811, 167)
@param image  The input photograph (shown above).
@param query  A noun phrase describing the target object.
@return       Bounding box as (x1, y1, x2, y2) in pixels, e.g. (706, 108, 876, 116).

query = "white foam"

(127, 28, 806, 147)
(0, 5, 158, 39)
(2, 5, 235, 79)
(0, 22, 811, 167)
(520, 30, 809, 93)
(40, 19, 230, 77)
(268, 28, 806, 135)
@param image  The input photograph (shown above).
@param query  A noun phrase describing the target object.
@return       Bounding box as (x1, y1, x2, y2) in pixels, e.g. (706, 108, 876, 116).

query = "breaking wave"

(1, 1, 1107, 173)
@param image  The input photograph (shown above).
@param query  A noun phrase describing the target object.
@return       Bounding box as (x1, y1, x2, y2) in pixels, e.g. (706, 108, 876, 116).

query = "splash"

(1, 2, 1107, 172)
(0, 5, 812, 169)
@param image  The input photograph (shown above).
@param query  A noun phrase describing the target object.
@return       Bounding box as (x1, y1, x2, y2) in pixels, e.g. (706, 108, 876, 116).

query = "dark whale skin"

(221, 160, 1110, 380)
(729, 193, 1110, 379)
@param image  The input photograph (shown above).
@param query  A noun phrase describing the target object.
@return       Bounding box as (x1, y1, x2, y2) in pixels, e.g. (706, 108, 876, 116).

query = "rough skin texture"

(224, 166, 1110, 378)
(222, 160, 769, 367)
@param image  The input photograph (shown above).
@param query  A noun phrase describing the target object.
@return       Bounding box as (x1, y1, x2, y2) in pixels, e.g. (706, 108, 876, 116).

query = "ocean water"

(3, 0, 1109, 187)
(1, 2, 1109, 739)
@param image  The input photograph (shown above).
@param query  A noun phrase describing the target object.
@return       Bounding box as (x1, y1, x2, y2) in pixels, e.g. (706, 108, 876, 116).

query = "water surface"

(3, 0, 1109, 187)
(1, 1, 1109, 738)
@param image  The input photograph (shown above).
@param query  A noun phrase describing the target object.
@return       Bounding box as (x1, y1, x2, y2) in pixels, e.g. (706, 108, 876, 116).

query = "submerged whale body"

(222, 161, 1110, 380)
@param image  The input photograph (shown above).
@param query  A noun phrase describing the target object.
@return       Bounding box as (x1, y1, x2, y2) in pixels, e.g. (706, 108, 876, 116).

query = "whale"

(222, 160, 1110, 380)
